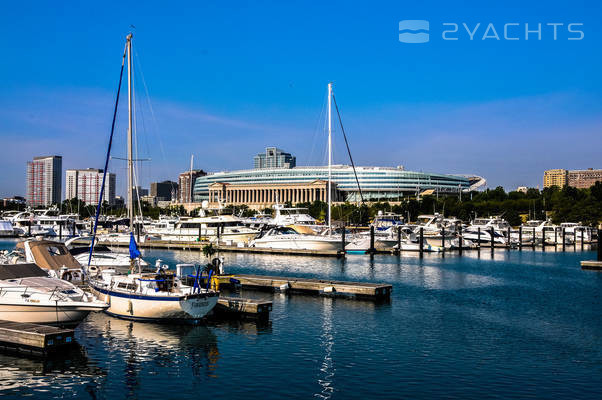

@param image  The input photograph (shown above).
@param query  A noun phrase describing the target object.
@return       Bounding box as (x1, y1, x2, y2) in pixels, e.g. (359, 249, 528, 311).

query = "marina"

(0, 243, 601, 398)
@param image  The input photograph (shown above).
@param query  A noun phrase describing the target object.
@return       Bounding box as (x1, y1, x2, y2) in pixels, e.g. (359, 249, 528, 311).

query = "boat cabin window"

(117, 282, 137, 291)
(47, 246, 68, 256)
(275, 227, 297, 235)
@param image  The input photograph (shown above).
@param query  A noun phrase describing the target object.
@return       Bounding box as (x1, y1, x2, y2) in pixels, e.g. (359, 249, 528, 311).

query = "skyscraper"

(179, 170, 206, 203)
(65, 168, 116, 205)
(253, 147, 296, 169)
(26, 156, 62, 206)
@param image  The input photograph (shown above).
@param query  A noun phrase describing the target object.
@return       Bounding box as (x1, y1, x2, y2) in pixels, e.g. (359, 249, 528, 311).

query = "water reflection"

(0, 342, 103, 394)
(315, 297, 335, 399)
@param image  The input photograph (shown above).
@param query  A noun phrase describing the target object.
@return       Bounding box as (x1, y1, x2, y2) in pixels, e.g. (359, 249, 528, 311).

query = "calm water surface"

(0, 240, 601, 399)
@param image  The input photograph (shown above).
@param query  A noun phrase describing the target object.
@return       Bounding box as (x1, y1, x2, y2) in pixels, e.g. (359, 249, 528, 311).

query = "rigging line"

(134, 47, 175, 194)
(131, 62, 144, 219)
(88, 42, 127, 269)
(309, 90, 328, 167)
(332, 93, 364, 205)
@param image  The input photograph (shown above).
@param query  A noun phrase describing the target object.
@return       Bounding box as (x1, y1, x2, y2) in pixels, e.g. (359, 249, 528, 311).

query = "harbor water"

(0, 240, 601, 399)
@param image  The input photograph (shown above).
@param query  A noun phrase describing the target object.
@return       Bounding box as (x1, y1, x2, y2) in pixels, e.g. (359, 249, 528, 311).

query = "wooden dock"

(212, 296, 272, 320)
(218, 274, 392, 300)
(581, 260, 602, 271)
(0, 320, 75, 356)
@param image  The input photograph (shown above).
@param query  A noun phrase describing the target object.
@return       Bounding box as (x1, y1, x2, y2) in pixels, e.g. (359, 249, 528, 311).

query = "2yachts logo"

(399, 20, 584, 43)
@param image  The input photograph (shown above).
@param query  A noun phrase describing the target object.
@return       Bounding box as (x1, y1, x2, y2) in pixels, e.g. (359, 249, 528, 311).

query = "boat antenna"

(87, 37, 127, 269)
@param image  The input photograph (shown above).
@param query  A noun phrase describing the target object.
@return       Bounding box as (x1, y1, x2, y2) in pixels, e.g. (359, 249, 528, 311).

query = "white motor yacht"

(559, 222, 592, 242)
(65, 236, 149, 270)
(150, 214, 259, 244)
(251, 226, 347, 251)
(0, 263, 108, 326)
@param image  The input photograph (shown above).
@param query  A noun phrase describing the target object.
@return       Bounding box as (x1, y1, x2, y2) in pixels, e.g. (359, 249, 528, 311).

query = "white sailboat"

(87, 33, 218, 322)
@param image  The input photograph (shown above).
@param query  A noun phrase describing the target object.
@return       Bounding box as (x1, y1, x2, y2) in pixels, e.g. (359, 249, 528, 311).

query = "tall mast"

(126, 33, 134, 231)
(189, 154, 194, 203)
(327, 82, 332, 233)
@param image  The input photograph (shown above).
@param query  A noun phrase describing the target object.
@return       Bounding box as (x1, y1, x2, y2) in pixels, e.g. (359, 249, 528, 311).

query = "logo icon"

(399, 20, 430, 43)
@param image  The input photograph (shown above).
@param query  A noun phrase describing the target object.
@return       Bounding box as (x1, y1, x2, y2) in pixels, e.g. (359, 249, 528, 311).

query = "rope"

(87, 42, 127, 270)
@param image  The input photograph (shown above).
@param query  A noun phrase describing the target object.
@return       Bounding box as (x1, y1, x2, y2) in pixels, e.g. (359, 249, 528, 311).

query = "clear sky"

(1, 1, 601, 198)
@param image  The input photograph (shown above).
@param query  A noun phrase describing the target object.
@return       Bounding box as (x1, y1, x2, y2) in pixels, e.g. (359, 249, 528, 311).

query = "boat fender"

(277, 282, 290, 292)
(127, 300, 133, 315)
(323, 286, 336, 293)
(62, 271, 73, 281)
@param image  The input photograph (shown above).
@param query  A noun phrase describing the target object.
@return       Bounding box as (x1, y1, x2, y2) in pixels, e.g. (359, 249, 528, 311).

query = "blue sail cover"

(129, 232, 141, 259)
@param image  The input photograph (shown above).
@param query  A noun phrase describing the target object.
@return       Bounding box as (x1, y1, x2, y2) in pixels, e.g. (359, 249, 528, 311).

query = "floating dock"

(0, 320, 75, 356)
(212, 296, 272, 320)
(218, 274, 392, 300)
(581, 260, 602, 271)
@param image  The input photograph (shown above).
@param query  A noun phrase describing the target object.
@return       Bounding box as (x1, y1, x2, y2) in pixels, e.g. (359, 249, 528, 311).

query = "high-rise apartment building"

(253, 147, 296, 169)
(178, 170, 206, 203)
(543, 169, 568, 188)
(568, 168, 602, 189)
(65, 169, 116, 205)
(26, 156, 62, 206)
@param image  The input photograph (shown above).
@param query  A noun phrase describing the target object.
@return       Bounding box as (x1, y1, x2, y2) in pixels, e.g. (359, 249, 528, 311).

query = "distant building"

(544, 168, 602, 189)
(150, 180, 178, 201)
(568, 168, 602, 189)
(26, 155, 62, 206)
(2, 196, 26, 207)
(543, 169, 568, 188)
(178, 170, 206, 203)
(132, 186, 148, 202)
(253, 147, 296, 169)
(65, 169, 116, 205)
(515, 186, 528, 194)
(114, 196, 125, 207)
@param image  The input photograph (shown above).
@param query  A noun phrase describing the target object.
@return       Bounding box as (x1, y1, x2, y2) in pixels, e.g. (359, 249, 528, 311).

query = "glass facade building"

(253, 147, 296, 169)
(193, 165, 485, 203)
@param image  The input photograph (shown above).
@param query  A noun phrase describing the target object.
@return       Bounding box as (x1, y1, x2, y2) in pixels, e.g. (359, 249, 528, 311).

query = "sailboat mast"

(189, 154, 194, 203)
(327, 82, 333, 233)
(126, 33, 134, 231)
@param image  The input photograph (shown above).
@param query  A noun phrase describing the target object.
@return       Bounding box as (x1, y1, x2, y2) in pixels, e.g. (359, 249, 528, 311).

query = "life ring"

(62, 271, 73, 281)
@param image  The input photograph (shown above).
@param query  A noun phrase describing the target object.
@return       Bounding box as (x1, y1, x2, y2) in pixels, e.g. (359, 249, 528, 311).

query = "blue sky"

(1, 1, 601, 197)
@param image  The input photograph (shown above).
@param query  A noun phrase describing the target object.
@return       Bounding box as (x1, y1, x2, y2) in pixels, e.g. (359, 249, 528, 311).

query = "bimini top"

(0, 263, 48, 280)
(18, 240, 82, 271)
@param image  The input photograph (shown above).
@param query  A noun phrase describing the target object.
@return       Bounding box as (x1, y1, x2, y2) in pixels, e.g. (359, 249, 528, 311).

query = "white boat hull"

(0, 303, 103, 326)
(253, 238, 344, 251)
(90, 285, 218, 321)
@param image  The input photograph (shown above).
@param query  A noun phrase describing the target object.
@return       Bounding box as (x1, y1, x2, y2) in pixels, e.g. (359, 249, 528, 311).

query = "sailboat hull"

(89, 285, 218, 322)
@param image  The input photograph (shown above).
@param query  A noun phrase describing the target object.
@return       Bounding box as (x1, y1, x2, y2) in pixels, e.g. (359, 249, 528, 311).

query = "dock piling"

(580, 228, 584, 251)
(507, 227, 511, 250)
(458, 227, 463, 256)
(419, 227, 424, 257)
(490, 227, 494, 252)
(396, 226, 401, 256)
(369, 226, 375, 254)
(532, 228, 536, 249)
(598, 230, 602, 261)
(555, 227, 558, 248)
(441, 227, 445, 254)
(59, 222, 62, 241)
(341, 225, 346, 254)
(519, 227, 522, 251)
(562, 227, 566, 251)
(477, 227, 481, 252)
(542, 227, 546, 252)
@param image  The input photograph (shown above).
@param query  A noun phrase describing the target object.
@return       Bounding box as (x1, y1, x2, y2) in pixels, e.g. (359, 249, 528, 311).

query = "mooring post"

(59, 222, 62, 240)
(490, 227, 495, 252)
(562, 227, 566, 251)
(519, 226, 522, 251)
(477, 227, 481, 252)
(397, 226, 401, 255)
(573, 229, 577, 251)
(554, 227, 558, 248)
(441, 227, 446, 254)
(198, 224, 201, 243)
(419, 227, 424, 257)
(532, 228, 536, 249)
(341, 225, 346, 253)
(598, 230, 602, 261)
(507, 227, 511, 250)
(542, 227, 546, 252)
(580, 228, 584, 251)
(458, 227, 463, 256)
(369, 226, 375, 254)
(28, 221, 31, 237)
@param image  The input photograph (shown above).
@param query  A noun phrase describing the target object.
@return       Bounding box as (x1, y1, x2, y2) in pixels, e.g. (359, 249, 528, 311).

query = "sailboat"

(249, 83, 347, 251)
(87, 33, 218, 322)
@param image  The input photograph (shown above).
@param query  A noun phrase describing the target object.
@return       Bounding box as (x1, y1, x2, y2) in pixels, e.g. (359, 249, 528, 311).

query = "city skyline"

(1, 1, 602, 198)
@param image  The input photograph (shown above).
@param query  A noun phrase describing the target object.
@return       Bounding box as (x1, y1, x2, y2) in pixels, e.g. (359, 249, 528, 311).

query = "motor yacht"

(0, 263, 108, 326)
(150, 213, 259, 244)
(65, 236, 149, 270)
(559, 222, 593, 242)
(250, 226, 347, 251)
